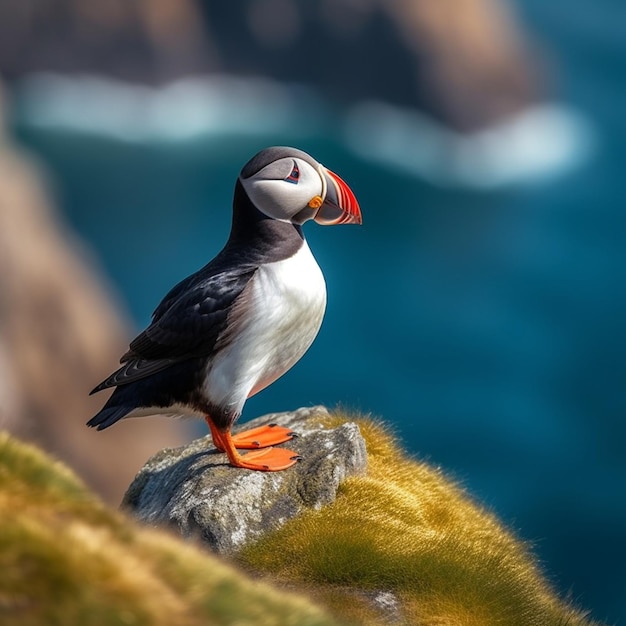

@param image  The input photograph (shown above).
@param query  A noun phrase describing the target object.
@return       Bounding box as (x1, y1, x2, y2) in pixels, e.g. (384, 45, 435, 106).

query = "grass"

(0, 412, 602, 626)
(238, 413, 601, 626)
(0, 431, 341, 626)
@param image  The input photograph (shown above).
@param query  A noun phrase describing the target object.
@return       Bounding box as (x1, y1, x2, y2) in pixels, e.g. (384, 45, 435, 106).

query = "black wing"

(90, 266, 256, 394)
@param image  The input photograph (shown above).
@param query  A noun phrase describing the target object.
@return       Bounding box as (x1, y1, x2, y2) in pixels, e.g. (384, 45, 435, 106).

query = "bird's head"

(239, 146, 362, 226)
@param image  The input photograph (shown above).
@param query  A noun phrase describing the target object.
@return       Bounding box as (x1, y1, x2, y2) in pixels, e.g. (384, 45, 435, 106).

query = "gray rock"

(122, 406, 367, 553)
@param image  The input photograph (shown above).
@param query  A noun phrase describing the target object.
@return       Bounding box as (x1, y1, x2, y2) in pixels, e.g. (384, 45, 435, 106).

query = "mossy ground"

(238, 412, 601, 626)
(0, 431, 340, 626)
(0, 413, 602, 626)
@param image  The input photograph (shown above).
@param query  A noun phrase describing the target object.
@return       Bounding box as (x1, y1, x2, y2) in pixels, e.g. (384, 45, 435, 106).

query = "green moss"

(239, 412, 601, 626)
(0, 431, 341, 626)
(0, 431, 87, 499)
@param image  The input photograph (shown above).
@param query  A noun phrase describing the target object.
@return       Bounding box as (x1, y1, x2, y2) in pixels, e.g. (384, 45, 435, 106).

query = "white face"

(239, 156, 324, 223)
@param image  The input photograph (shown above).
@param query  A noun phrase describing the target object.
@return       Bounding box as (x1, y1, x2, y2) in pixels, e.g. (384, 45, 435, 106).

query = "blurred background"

(0, 0, 624, 623)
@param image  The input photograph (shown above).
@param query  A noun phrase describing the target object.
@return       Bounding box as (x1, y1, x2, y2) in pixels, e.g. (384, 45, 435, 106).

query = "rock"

(122, 406, 368, 553)
(367, 591, 403, 624)
(0, 0, 541, 131)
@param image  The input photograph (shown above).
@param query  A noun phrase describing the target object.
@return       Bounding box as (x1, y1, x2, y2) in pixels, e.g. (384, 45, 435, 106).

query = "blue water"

(9, 0, 626, 622)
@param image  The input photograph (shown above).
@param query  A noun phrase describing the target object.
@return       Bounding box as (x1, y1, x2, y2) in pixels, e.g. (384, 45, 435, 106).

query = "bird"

(87, 146, 362, 471)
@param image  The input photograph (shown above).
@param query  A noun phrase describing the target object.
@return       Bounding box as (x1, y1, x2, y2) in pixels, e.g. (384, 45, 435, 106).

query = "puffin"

(87, 146, 362, 471)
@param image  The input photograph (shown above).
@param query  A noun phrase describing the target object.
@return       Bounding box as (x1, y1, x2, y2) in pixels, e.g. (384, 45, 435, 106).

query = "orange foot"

(207, 420, 295, 451)
(225, 446, 301, 471)
(207, 421, 300, 471)
(231, 423, 296, 449)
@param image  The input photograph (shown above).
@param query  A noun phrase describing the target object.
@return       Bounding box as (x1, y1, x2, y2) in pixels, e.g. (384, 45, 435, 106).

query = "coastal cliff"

(0, 83, 189, 504)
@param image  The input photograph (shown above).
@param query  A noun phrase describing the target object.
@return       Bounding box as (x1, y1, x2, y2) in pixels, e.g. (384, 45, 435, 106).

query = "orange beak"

(314, 166, 362, 225)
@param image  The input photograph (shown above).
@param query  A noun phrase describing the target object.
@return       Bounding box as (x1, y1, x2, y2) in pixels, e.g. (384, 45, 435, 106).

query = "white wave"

(14, 73, 323, 143)
(13, 73, 594, 188)
(344, 100, 596, 189)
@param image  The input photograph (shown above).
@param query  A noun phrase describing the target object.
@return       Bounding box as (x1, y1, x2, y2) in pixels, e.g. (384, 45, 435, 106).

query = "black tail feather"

(86, 406, 131, 431)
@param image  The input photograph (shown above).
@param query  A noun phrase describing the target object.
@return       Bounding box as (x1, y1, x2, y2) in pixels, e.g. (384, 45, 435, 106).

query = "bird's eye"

(285, 161, 300, 184)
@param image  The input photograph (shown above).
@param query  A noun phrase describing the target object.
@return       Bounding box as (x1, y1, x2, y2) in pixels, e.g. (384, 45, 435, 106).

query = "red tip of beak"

(315, 167, 362, 225)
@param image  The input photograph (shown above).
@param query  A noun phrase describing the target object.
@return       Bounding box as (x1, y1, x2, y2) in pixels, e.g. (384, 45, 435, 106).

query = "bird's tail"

(86, 406, 131, 431)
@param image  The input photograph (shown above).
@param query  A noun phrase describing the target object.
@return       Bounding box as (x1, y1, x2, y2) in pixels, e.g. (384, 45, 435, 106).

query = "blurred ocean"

(8, 0, 625, 622)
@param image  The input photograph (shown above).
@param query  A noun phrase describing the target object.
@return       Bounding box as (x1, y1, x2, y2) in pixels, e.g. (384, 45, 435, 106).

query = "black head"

(238, 146, 362, 226)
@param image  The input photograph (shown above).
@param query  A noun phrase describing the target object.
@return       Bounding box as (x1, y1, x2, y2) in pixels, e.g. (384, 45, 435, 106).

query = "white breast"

(203, 240, 327, 415)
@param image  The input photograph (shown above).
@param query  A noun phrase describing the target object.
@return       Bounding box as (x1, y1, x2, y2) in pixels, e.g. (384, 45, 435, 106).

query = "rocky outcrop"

(0, 0, 541, 131)
(0, 82, 188, 504)
(123, 407, 368, 553)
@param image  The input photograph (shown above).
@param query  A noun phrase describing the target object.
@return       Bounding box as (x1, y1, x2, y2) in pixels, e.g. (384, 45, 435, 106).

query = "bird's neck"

(227, 180, 304, 257)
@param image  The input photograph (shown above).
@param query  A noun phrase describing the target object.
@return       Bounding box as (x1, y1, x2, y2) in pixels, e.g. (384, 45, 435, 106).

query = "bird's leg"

(206, 417, 300, 471)
(207, 418, 227, 452)
(206, 417, 295, 450)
